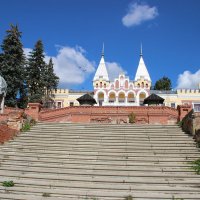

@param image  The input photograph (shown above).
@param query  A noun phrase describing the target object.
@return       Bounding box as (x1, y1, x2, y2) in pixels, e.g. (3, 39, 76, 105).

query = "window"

(57, 102, 62, 108)
(194, 103, 200, 112)
(171, 103, 176, 108)
(70, 102, 74, 107)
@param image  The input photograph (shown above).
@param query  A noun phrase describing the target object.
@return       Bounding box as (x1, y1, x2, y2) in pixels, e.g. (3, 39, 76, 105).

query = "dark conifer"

(0, 24, 26, 107)
(26, 40, 46, 102)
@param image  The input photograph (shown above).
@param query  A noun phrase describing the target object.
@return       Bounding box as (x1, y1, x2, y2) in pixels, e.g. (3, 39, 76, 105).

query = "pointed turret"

(93, 44, 109, 81)
(135, 46, 151, 82)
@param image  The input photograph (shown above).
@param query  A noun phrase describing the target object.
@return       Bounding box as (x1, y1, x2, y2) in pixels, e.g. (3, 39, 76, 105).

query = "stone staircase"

(0, 123, 200, 200)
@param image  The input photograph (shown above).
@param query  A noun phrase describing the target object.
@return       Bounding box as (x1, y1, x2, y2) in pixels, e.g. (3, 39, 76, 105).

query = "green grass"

(191, 159, 200, 174)
(2, 181, 15, 187)
(42, 193, 51, 197)
(124, 195, 133, 200)
(21, 122, 31, 132)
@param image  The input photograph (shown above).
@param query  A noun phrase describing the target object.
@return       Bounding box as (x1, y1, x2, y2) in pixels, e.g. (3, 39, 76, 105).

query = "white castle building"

(93, 46, 152, 106)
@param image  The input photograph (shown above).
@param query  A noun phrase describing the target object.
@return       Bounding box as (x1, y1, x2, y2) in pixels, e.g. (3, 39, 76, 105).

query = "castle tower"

(93, 44, 110, 89)
(134, 45, 151, 89)
(93, 44, 110, 106)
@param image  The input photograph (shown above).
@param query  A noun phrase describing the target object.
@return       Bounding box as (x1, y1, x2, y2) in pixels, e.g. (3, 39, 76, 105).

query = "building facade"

(93, 47, 151, 106)
(52, 47, 200, 111)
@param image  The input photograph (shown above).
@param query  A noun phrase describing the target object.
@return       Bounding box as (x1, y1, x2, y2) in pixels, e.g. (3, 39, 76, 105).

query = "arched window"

(98, 92, 104, 106)
(128, 93, 135, 103)
(139, 93, 146, 106)
(118, 92, 125, 103)
(109, 92, 116, 103)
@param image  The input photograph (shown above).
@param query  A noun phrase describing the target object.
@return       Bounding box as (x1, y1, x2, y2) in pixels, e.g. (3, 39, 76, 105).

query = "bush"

(21, 122, 31, 132)
(192, 159, 200, 174)
(177, 120, 183, 127)
(124, 195, 133, 200)
(128, 112, 136, 124)
(42, 193, 51, 197)
(30, 118, 36, 126)
(2, 180, 15, 187)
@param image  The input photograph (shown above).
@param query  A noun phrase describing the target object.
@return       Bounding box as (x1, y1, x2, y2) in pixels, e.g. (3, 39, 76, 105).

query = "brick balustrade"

(0, 104, 192, 125)
(38, 105, 179, 124)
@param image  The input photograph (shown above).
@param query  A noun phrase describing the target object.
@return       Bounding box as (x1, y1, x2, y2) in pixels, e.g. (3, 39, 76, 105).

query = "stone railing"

(182, 110, 200, 135)
(36, 105, 179, 124)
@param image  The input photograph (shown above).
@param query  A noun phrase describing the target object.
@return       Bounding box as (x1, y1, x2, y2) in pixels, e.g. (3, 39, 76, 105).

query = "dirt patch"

(0, 124, 19, 144)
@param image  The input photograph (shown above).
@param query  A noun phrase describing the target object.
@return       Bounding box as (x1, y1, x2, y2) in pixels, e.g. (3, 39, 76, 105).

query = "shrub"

(191, 159, 200, 174)
(177, 120, 183, 127)
(2, 180, 15, 187)
(21, 122, 31, 132)
(128, 112, 136, 124)
(42, 193, 51, 197)
(124, 195, 133, 200)
(30, 118, 36, 126)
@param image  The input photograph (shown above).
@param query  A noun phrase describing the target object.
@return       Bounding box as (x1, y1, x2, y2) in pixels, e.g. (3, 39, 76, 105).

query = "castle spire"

(93, 44, 109, 82)
(135, 45, 151, 82)
(140, 43, 143, 56)
(102, 42, 104, 57)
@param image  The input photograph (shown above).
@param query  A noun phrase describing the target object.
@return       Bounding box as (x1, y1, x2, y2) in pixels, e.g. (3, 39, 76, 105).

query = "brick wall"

(38, 105, 179, 125)
(2, 103, 193, 125)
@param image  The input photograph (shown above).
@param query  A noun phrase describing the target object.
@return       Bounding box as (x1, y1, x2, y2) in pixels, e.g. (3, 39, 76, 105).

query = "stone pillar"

(115, 96, 119, 106)
(0, 96, 4, 114)
(25, 103, 41, 121)
(125, 96, 128, 106)
(177, 105, 193, 121)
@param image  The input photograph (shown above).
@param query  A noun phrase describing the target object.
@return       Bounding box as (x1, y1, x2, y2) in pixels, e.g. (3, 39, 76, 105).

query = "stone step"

(7, 141, 197, 147)
(1, 179, 200, 192)
(0, 167, 197, 177)
(1, 186, 200, 200)
(5, 143, 198, 150)
(1, 158, 195, 167)
(14, 134, 196, 140)
(0, 122, 200, 199)
(0, 153, 198, 162)
(2, 149, 199, 157)
(0, 162, 194, 171)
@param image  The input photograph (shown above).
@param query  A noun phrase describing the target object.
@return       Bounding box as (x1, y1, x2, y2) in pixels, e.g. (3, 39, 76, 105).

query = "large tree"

(26, 40, 59, 105)
(154, 76, 172, 90)
(0, 24, 26, 107)
(43, 58, 59, 107)
(26, 40, 46, 102)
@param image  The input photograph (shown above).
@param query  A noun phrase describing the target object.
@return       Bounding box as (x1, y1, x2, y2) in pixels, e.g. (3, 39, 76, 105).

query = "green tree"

(154, 76, 172, 90)
(0, 24, 26, 107)
(43, 58, 59, 107)
(26, 40, 46, 103)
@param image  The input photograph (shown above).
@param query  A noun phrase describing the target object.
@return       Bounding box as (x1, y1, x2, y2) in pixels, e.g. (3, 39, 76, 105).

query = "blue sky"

(0, 0, 200, 90)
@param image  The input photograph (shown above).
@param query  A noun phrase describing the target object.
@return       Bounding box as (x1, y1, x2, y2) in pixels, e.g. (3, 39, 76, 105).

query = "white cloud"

(23, 48, 32, 58)
(176, 70, 200, 89)
(106, 62, 126, 81)
(122, 2, 158, 27)
(24, 46, 95, 87)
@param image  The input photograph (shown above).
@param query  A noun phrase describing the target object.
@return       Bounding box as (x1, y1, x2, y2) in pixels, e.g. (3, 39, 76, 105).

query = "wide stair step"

(0, 123, 200, 199)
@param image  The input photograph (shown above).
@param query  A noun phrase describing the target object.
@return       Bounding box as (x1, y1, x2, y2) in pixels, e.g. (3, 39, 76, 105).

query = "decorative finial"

(140, 43, 143, 56)
(102, 42, 104, 57)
